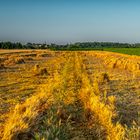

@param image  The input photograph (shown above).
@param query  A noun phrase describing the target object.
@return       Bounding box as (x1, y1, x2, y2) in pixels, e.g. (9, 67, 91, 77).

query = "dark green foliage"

(48, 42, 140, 51)
(0, 42, 48, 49)
(0, 42, 25, 49)
(0, 41, 140, 56)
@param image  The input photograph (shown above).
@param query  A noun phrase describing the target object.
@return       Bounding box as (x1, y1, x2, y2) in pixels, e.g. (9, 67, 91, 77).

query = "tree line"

(0, 41, 140, 50)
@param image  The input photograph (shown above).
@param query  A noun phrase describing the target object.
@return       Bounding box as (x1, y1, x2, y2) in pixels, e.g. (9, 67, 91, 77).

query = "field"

(103, 48, 140, 56)
(0, 50, 140, 140)
(51, 47, 140, 56)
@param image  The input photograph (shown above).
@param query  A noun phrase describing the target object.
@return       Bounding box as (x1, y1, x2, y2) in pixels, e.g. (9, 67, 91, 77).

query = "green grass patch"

(103, 48, 140, 56)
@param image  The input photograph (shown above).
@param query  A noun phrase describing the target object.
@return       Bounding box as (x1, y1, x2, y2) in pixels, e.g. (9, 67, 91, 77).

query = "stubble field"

(0, 50, 139, 140)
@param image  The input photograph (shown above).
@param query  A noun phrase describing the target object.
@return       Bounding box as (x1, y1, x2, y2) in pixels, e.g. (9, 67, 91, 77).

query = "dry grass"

(0, 50, 139, 140)
(37, 53, 53, 58)
(89, 51, 140, 72)
(4, 56, 25, 66)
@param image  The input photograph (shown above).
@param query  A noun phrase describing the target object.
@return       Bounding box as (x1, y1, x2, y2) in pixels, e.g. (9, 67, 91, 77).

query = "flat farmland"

(103, 48, 140, 56)
(0, 50, 139, 140)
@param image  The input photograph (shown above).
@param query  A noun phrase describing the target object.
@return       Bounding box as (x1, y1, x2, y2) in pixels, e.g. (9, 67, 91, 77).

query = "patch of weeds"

(124, 121, 140, 140)
(33, 105, 71, 140)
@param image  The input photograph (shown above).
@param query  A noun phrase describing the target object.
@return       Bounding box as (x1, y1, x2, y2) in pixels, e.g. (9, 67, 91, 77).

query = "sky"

(0, 0, 140, 44)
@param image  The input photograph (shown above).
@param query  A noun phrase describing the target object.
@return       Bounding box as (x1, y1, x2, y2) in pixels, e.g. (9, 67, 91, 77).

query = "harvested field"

(0, 50, 139, 140)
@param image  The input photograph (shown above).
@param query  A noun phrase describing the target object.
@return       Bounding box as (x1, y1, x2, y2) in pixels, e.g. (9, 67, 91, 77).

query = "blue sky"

(0, 0, 140, 44)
